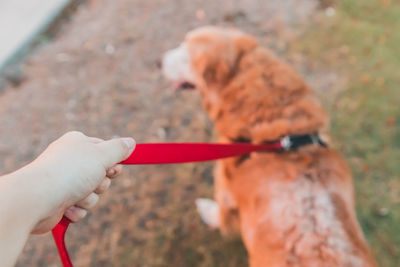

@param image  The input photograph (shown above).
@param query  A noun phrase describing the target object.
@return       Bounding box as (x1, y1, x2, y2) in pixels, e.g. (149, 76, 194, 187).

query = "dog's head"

(162, 26, 327, 141)
(162, 26, 258, 91)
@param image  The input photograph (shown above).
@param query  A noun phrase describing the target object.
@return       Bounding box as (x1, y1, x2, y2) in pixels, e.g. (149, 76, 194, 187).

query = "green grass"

(293, 0, 400, 265)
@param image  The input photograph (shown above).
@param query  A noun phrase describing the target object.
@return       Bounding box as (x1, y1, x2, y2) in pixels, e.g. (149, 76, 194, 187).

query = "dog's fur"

(162, 26, 376, 266)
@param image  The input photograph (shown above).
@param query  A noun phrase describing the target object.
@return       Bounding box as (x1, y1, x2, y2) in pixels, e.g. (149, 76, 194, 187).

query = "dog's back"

(220, 149, 375, 266)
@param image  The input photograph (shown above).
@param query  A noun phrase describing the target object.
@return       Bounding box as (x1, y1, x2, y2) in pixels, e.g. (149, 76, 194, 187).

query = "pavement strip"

(0, 0, 71, 72)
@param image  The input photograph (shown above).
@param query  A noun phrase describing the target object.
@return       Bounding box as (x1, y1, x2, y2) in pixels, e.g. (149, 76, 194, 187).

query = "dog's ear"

(226, 35, 258, 78)
(234, 34, 258, 55)
(202, 59, 231, 86)
(200, 35, 258, 87)
(187, 28, 258, 88)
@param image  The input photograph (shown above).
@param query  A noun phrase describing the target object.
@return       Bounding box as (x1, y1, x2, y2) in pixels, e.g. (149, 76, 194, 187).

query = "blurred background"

(0, 0, 399, 266)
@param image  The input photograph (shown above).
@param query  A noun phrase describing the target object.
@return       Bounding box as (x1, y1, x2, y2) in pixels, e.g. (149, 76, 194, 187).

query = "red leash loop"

(51, 216, 72, 267)
(51, 142, 282, 266)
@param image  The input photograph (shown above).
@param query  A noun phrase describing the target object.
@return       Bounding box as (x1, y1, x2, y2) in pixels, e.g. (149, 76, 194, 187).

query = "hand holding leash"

(52, 135, 326, 266)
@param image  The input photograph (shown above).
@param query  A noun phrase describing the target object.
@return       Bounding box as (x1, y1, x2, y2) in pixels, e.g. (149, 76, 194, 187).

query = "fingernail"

(65, 206, 87, 221)
(122, 138, 136, 153)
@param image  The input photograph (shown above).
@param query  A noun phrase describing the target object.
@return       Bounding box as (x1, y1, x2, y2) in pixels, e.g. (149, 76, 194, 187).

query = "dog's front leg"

(196, 161, 240, 235)
(196, 198, 220, 228)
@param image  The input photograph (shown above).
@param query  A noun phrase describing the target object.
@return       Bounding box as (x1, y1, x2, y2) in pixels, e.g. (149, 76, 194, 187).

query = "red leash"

(52, 142, 284, 266)
(52, 217, 72, 267)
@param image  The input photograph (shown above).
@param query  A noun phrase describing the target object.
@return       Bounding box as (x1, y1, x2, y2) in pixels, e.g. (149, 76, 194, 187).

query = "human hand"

(18, 131, 135, 234)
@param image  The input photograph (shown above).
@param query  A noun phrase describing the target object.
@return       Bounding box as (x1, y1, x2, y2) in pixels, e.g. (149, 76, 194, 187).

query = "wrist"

(0, 168, 51, 266)
(3, 164, 58, 231)
(0, 175, 35, 238)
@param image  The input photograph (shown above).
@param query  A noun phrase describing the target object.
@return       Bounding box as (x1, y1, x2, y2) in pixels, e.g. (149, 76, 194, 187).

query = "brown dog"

(162, 26, 376, 266)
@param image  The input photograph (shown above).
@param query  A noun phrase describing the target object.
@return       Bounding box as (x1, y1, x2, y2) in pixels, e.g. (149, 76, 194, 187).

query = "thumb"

(97, 138, 135, 168)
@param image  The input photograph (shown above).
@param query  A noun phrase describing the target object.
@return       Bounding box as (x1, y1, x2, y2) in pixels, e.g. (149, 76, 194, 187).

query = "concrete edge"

(0, 0, 71, 73)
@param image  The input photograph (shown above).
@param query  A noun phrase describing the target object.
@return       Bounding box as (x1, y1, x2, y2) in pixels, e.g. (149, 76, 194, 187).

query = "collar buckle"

(280, 136, 292, 150)
(280, 133, 327, 151)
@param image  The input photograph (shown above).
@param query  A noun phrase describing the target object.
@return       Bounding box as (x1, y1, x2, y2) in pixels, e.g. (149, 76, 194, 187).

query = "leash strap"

(120, 142, 282, 164)
(51, 135, 324, 266)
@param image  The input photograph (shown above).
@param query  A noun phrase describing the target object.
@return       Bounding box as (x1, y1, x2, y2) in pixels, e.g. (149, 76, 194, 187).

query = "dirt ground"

(0, 0, 336, 266)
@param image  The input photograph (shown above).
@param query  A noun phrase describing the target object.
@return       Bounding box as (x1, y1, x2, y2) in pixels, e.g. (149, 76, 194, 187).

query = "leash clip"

(280, 136, 292, 150)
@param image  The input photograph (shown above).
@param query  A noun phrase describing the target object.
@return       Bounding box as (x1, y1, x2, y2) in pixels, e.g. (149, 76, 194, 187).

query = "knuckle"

(78, 210, 88, 220)
(102, 178, 111, 189)
(66, 131, 80, 136)
(112, 167, 122, 177)
(65, 131, 86, 139)
(82, 193, 99, 208)
(97, 179, 110, 192)
(90, 193, 100, 206)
